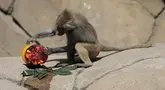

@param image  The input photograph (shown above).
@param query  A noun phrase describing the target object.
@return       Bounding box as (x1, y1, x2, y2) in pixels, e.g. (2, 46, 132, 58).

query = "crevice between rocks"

(144, 21, 156, 44)
(135, 0, 154, 18)
(0, 0, 32, 38)
(0, 0, 15, 15)
(72, 69, 85, 90)
(0, 8, 32, 55)
(146, 7, 165, 44)
(81, 56, 165, 90)
(154, 7, 165, 19)
(12, 17, 32, 37)
(135, 0, 165, 19)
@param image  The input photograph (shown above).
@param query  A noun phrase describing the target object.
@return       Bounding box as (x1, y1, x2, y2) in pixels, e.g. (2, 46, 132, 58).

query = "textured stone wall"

(0, 0, 165, 57)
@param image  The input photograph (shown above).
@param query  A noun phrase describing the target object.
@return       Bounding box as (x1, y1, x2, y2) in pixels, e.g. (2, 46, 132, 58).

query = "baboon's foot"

(54, 61, 75, 68)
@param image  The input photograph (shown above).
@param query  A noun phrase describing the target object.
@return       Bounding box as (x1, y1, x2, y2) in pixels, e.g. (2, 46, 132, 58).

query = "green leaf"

(37, 71, 48, 80)
(53, 68, 72, 75)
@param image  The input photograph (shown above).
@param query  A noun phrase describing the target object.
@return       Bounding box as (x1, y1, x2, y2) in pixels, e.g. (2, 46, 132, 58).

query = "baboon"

(27, 9, 152, 68)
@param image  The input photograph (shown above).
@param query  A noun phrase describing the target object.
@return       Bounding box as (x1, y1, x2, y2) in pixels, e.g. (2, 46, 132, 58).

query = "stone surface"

(0, 79, 27, 90)
(0, 48, 10, 57)
(151, 10, 165, 44)
(87, 58, 165, 90)
(0, 0, 165, 89)
(50, 70, 81, 90)
(136, 0, 164, 16)
(42, 43, 165, 90)
(0, 44, 165, 89)
(12, 0, 67, 48)
(61, 0, 154, 48)
(0, 12, 29, 56)
(0, 57, 27, 82)
(13, 0, 60, 34)
(0, 0, 14, 11)
(73, 43, 165, 90)
(0, 54, 62, 80)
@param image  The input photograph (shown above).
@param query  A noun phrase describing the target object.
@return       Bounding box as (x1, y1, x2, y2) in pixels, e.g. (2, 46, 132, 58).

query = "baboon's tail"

(99, 43, 152, 52)
(99, 44, 121, 51)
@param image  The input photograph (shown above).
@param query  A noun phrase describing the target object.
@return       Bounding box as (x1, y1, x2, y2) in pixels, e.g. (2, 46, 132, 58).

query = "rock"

(0, 0, 14, 11)
(0, 54, 63, 83)
(0, 44, 165, 89)
(24, 73, 54, 90)
(0, 12, 29, 56)
(136, 0, 164, 16)
(50, 70, 79, 90)
(151, 10, 165, 44)
(61, 0, 154, 48)
(74, 43, 165, 90)
(87, 58, 165, 90)
(0, 79, 27, 90)
(12, 0, 67, 48)
(0, 48, 10, 57)
(13, 0, 60, 34)
(0, 57, 27, 81)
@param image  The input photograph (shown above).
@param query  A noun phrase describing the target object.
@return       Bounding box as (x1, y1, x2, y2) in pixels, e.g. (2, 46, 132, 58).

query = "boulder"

(87, 57, 165, 90)
(0, 48, 10, 57)
(47, 43, 165, 90)
(151, 10, 165, 43)
(0, 80, 27, 90)
(0, 0, 14, 11)
(136, 0, 164, 16)
(12, 0, 67, 47)
(61, 0, 154, 48)
(0, 12, 29, 56)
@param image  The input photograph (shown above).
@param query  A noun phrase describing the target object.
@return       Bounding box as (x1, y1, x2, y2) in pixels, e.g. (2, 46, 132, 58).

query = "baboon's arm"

(32, 28, 56, 39)
(26, 29, 56, 44)
(46, 46, 67, 55)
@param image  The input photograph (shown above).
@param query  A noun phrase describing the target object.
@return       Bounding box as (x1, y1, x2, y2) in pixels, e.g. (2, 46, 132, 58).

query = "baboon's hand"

(26, 37, 40, 45)
(44, 47, 53, 55)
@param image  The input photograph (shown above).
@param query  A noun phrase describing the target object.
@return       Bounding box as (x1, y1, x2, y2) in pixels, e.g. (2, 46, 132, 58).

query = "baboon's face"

(55, 9, 71, 36)
(56, 26, 66, 36)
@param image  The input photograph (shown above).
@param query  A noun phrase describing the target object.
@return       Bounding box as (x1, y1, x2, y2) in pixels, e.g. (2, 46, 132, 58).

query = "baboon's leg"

(74, 43, 101, 68)
(55, 45, 76, 67)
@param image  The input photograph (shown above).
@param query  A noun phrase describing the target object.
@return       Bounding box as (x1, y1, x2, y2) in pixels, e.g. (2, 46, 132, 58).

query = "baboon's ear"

(63, 20, 76, 31)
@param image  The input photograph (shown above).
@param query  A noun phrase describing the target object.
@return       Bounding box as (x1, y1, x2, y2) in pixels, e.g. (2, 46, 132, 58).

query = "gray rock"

(0, 12, 29, 56)
(136, 0, 164, 16)
(87, 58, 165, 90)
(61, 0, 154, 49)
(0, 79, 27, 90)
(86, 47, 165, 90)
(0, 57, 27, 82)
(71, 43, 165, 90)
(12, 0, 66, 48)
(151, 10, 165, 44)
(0, 0, 14, 11)
(0, 44, 165, 90)
(0, 48, 10, 57)
(50, 70, 83, 90)
(0, 54, 63, 84)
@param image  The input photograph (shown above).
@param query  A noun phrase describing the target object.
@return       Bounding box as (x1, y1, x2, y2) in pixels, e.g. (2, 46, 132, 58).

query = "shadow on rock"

(46, 51, 122, 69)
(162, 0, 165, 5)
